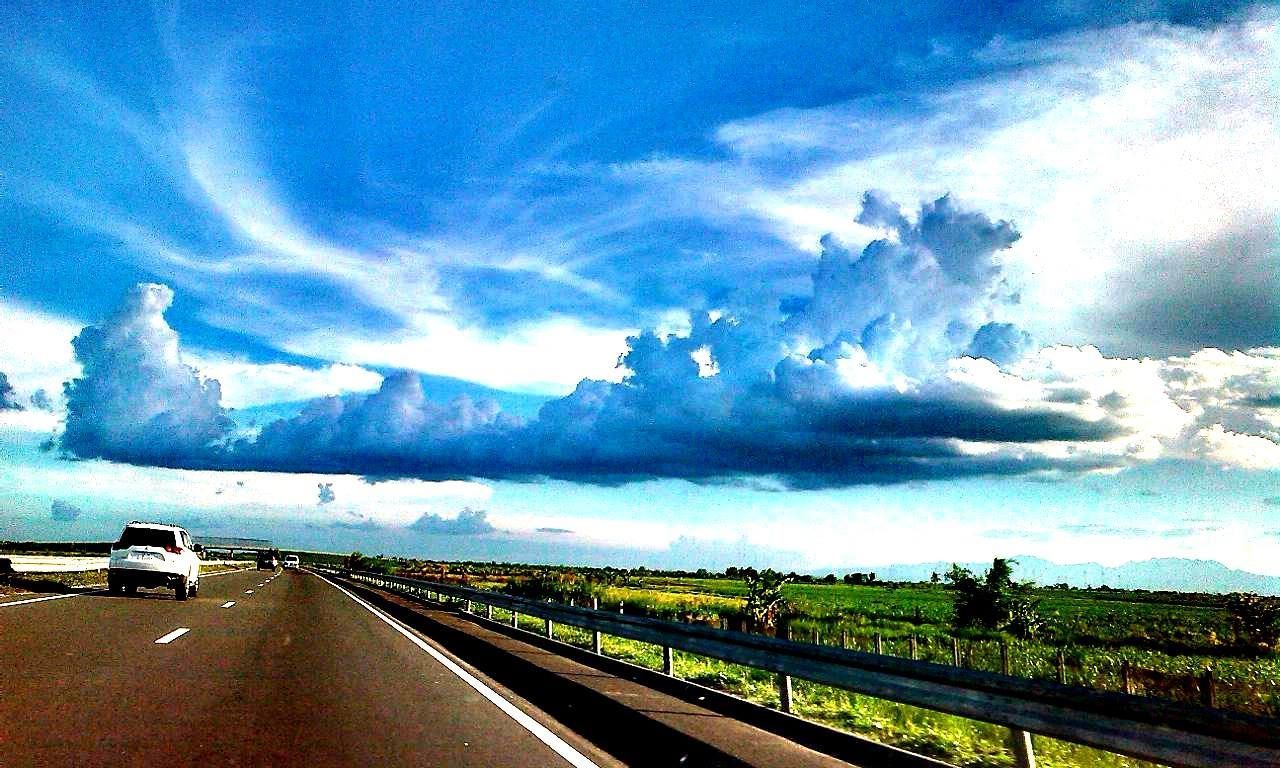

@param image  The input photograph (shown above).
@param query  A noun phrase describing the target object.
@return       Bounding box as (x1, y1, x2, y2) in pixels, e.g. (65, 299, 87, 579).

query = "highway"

(0, 568, 860, 768)
(0, 567, 615, 768)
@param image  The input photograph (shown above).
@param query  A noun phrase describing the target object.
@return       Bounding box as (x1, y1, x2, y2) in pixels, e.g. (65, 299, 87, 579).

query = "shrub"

(1225, 592, 1280, 649)
(742, 567, 791, 633)
(946, 558, 1042, 639)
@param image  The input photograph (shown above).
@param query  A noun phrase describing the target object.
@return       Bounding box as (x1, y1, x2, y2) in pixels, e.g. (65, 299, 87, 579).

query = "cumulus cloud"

(56, 192, 1279, 487)
(408, 507, 497, 536)
(0, 372, 22, 410)
(50, 499, 82, 522)
(62, 284, 232, 464)
(29, 389, 53, 411)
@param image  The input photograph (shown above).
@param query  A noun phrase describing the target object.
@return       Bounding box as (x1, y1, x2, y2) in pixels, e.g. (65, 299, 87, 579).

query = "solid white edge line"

(221, 601, 236, 608)
(155, 627, 191, 644)
(314, 572, 600, 768)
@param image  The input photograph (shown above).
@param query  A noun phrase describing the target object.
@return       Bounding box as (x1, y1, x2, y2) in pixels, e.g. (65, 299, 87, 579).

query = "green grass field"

(392, 559, 1279, 768)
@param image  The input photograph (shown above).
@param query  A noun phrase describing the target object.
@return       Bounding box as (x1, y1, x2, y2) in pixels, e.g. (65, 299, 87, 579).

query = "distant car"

(108, 522, 202, 600)
(282, 555, 300, 570)
(257, 552, 278, 570)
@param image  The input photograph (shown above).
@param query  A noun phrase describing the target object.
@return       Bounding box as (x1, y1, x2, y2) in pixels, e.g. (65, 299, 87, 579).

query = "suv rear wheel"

(175, 576, 189, 601)
(107, 575, 122, 595)
(189, 580, 198, 598)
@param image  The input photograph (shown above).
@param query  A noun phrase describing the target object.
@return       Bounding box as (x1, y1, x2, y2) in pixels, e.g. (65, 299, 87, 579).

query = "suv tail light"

(164, 545, 183, 554)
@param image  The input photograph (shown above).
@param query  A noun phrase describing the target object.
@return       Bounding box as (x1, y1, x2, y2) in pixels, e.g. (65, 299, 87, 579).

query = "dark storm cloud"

(59, 195, 1139, 487)
(1099, 221, 1280, 356)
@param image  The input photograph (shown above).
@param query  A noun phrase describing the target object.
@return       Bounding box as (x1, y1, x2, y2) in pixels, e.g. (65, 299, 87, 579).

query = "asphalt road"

(0, 567, 617, 768)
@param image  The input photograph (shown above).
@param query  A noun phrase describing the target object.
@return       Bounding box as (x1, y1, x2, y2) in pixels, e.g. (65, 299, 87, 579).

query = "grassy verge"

(464, 602, 1164, 768)
(0, 562, 250, 596)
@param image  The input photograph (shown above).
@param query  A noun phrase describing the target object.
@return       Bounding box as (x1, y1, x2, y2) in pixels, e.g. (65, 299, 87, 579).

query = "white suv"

(282, 555, 300, 570)
(107, 522, 202, 601)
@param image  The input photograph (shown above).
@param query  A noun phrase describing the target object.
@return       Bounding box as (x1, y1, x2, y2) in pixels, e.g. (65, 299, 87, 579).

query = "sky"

(1, 0, 1278, 574)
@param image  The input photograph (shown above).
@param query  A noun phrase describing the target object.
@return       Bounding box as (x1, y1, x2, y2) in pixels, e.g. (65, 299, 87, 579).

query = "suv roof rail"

(126, 520, 183, 528)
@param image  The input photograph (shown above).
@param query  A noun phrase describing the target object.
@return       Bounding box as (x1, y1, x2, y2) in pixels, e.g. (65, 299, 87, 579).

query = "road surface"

(0, 567, 616, 768)
(1, 568, 868, 768)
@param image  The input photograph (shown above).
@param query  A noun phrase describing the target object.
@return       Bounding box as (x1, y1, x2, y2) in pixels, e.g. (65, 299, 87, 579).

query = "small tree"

(1225, 592, 1280, 649)
(946, 558, 1042, 638)
(742, 567, 791, 633)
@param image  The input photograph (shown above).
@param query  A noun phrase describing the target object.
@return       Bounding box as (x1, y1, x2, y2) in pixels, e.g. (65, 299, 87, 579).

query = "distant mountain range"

(817, 556, 1280, 595)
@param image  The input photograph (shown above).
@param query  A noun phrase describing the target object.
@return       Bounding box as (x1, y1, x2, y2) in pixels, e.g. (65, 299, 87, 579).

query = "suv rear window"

(115, 527, 177, 549)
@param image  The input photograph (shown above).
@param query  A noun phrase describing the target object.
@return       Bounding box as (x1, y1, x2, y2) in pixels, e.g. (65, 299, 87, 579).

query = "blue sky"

(1, 1, 1278, 572)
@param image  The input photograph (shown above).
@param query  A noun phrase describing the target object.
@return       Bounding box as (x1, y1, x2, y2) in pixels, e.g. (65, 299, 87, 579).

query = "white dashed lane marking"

(155, 627, 190, 645)
(245, 590, 254, 594)
(221, 601, 235, 608)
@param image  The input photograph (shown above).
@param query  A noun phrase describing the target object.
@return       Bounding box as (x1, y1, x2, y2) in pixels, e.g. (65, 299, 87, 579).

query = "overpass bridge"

(192, 535, 275, 558)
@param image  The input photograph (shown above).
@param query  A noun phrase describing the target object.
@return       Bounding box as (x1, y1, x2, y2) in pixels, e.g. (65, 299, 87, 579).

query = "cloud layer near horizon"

(46, 193, 1280, 487)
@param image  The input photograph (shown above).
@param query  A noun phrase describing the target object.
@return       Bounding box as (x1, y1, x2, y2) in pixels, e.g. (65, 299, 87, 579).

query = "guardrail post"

(618, 600, 624, 614)
(1121, 661, 1134, 695)
(486, 604, 492, 620)
(1010, 729, 1037, 768)
(511, 610, 519, 628)
(592, 597, 602, 654)
(910, 634, 918, 660)
(1199, 668, 1215, 708)
(777, 673, 792, 713)
(998, 638, 1038, 765)
(545, 618, 554, 639)
(952, 637, 961, 666)
(875, 633, 883, 655)
(840, 629, 848, 649)
(663, 645, 674, 676)
(465, 599, 472, 613)
(1057, 648, 1067, 684)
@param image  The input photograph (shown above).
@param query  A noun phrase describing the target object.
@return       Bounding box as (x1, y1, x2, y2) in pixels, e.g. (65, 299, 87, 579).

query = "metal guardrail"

(327, 568, 1280, 768)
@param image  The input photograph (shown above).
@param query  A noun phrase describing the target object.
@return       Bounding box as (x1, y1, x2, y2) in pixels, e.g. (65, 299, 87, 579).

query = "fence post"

(1057, 648, 1067, 685)
(1010, 729, 1037, 768)
(875, 633, 883, 655)
(1200, 668, 1216, 708)
(811, 628, 819, 645)
(663, 645, 675, 676)
(840, 629, 848, 649)
(952, 637, 961, 667)
(910, 634, 918, 661)
(777, 673, 792, 714)
(592, 597, 602, 654)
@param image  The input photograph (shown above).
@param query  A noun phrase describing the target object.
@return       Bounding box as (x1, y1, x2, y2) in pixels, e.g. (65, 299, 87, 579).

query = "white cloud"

(0, 301, 81, 398)
(286, 314, 630, 395)
(619, 9, 1280, 352)
(186, 354, 383, 409)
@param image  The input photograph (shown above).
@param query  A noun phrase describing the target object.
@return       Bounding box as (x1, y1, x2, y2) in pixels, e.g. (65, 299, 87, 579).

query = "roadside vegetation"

(0, 561, 251, 596)
(335, 552, 1280, 768)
